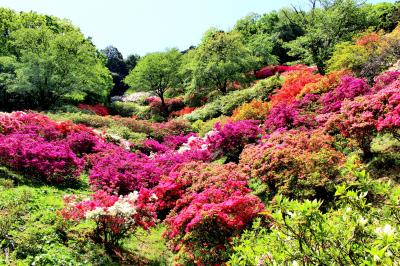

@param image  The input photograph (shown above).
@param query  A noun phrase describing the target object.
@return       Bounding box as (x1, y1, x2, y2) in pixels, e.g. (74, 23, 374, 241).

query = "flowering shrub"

(265, 102, 317, 131)
(320, 76, 370, 113)
(146, 96, 185, 114)
(77, 104, 110, 116)
(206, 120, 261, 162)
(254, 64, 316, 79)
(0, 133, 84, 183)
(164, 179, 264, 265)
(229, 172, 400, 266)
(170, 107, 196, 117)
(61, 189, 157, 247)
(151, 119, 192, 140)
(299, 70, 351, 97)
(0, 112, 106, 183)
(331, 78, 400, 159)
(270, 70, 322, 107)
(231, 99, 270, 121)
(153, 162, 248, 213)
(240, 129, 346, 201)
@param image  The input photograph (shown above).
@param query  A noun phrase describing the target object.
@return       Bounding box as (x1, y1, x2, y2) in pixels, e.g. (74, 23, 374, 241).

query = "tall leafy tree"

(7, 27, 112, 109)
(124, 48, 182, 116)
(125, 54, 140, 72)
(187, 29, 259, 95)
(283, 0, 368, 74)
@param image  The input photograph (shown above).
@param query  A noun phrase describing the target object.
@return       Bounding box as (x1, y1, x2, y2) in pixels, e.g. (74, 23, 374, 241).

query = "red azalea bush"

(60, 189, 157, 247)
(170, 107, 196, 117)
(269, 70, 322, 107)
(254, 64, 316, 79)
(151, 119, 192, 140)
(163, 176, 264, 265)
(78, 104, 110, 116)
(146, 96, 185, 114)
(240, 129, 346, 201)
(153, 162, 248, 213)
(206, 120, 261, 162)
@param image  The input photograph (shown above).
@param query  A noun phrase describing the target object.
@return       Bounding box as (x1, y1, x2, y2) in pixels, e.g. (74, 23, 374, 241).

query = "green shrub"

(192, 116, 231, 136)
(185, 76, 281, 122)
(229, 170, 400, 266)
(110, 102, 151, 119)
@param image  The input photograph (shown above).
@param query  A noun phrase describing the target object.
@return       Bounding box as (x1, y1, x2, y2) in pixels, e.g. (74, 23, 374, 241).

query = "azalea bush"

(232, 99, 270, 121)
(269, 70, 321, 107)
(164, 178, 264, 265)
(206, 120, 261, 162)
(240, 129, 346, 201)
(61, 189, 157, 248)
(77, 104, 109, 116)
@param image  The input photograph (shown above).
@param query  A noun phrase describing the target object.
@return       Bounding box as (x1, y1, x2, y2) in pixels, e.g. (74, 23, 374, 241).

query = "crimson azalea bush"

(240, 129, 346, 201)
(153, 162, 248, 213)
(77, 104, 110, 116)
(146, 96, 185, 115)
(163, 173, 264, 265)
(254, 64, 316, 79)
(60, 189, 157, 248)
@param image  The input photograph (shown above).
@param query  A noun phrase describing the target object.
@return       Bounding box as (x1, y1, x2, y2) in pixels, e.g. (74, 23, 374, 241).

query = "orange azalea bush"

(231, 99, 270, 121)
(298, 70, 352, 97)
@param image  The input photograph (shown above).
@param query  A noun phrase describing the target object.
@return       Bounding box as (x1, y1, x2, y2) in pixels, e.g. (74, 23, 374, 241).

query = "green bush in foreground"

(229, 170, 400, 265)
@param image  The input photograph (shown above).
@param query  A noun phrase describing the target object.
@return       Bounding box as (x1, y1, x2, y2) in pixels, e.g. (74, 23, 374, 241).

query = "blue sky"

(0, 0, 394, 57)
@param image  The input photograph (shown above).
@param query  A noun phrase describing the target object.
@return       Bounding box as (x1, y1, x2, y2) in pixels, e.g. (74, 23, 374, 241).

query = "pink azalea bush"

(206, 120, 261, 162)
(240, 129, 346, 201)
(60, 189, 157, 247)
(320, 76, 370, 113)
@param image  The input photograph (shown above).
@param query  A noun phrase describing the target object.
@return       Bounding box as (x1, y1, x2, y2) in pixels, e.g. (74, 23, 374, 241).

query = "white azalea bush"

(60, 189, 157, 248)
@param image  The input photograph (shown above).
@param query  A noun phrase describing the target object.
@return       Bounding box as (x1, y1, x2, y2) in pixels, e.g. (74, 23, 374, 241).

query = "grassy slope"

(0, 167, 172, 265)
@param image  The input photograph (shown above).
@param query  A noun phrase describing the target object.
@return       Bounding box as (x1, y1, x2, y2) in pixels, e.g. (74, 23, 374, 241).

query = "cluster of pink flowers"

(206, 120, 262, 162)
(145, 96, 185, 113)
(0, 112, 103, 183)
(320, 76, 370, 113)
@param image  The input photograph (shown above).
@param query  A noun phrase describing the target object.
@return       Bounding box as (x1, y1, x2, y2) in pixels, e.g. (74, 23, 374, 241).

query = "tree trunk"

(159, 94, 168, 117)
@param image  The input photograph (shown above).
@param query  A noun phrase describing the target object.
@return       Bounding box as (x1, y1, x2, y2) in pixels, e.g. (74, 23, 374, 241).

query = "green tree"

(7, 27, 112, 109)
(283, 0, 368, 74)
(187, 30, 259, 95)
(124, 48, 182, 116)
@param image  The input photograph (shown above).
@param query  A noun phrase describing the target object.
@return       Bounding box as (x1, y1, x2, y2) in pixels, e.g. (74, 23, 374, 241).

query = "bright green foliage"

(186, 30, 259, 94)
(0, 8, 112, 110)
(229, 170, 400, 266)
(124, 49, 182, 116)
(284, 0, 368, 74)
(185, 76, 281, 122)
(8, 28, 112, 109)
